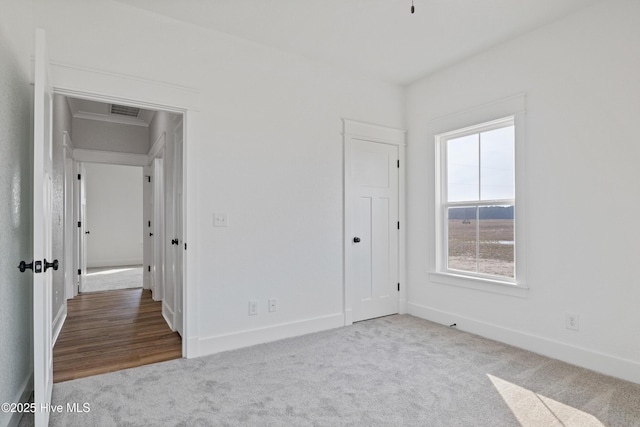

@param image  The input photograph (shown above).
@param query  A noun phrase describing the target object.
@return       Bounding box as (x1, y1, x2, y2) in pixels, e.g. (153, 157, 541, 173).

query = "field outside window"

(439, 118, 516, 281)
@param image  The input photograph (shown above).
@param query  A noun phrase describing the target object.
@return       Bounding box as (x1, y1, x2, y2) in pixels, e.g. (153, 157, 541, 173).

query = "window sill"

(429, 272, 529, 298)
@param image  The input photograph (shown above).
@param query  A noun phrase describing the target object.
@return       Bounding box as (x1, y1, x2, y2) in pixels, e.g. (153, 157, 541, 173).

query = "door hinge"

(148, 220, 151, 227)
(397, 159, 400, 168)
(398, 283, 400, 291)
(77, 173, 81, 180)
(148, 266, 151, 272)
(77, 221, 81, 228)
(184, 243, 187, 250)
(147, 176, 151, 183)
(397, 221, 400, 230)
(77, 269, 81, 275)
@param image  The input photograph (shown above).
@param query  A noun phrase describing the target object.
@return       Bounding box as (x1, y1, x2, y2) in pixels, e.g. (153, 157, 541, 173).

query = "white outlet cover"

(214, 212, 228, 227)
(565, 313, 579, 331)
(249, 300, 258, 316)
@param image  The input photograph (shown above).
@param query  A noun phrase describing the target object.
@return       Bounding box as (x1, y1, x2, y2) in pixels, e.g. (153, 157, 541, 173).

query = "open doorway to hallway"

(82, 162, 144, 293)
(53, 93, 186, 381)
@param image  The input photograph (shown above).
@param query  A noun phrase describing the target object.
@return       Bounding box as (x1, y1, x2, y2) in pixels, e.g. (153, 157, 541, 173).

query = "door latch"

(171, 239, 179, 245)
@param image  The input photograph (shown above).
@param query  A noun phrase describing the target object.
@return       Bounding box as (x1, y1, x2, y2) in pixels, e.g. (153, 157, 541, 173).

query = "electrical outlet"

(565, 313, 579, 331)
(249, 300, 258, 316)
(268, 298, 277, 312)
(213, 212, 228, 227)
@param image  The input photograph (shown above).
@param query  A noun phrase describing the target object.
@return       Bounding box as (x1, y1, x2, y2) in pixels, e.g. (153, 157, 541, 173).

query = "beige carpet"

(40, 315, 640, 426)
(80, 266, 143, 293)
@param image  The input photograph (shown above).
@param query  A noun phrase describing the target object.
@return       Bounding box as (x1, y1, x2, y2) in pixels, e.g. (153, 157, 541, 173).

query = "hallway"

(53, 288, 182, 383)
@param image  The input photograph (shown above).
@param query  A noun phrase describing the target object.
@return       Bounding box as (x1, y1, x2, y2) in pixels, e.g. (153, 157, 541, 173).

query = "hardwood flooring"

(53, 288, 182, 383)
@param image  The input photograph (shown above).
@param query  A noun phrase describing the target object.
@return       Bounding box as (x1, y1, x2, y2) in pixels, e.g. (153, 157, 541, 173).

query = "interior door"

(349, 139, 399, 322)
(78, 163, 87, 292)
(152, 155, 165, 301)
(173, 119, 184, 336)
(33, 28, 55, 427)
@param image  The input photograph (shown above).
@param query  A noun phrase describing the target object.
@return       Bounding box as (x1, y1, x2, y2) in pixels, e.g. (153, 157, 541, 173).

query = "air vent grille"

(110, 104, 141, 118)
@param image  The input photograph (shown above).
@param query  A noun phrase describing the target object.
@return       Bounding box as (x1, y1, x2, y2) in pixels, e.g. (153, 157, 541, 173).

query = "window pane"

(480, 126, 514, 200)
(447, 207, 477, 273)
(447, 134, 479, 202)
(478, 205, 514, 278)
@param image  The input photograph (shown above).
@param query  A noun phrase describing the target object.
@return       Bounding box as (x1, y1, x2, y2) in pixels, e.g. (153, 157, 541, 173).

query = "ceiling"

(67, 97, 156, 127)
(113, 0, 600, 85)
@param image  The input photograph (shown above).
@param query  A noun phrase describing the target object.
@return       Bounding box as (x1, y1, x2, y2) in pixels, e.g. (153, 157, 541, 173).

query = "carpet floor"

(80, 266, 143, 293)
(44, 315, 640, 426)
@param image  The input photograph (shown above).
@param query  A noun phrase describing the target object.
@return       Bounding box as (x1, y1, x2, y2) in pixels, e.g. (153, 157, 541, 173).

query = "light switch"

(213, 212, 228, 227)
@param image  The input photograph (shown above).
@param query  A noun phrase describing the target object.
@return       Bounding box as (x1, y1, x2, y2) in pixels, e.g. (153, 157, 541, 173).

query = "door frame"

(343, 119, 406, 326)
(55, 87, 191, 358)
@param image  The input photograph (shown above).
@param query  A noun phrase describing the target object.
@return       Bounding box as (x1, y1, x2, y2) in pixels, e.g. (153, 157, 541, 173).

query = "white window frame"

(429, 95, 527, 297)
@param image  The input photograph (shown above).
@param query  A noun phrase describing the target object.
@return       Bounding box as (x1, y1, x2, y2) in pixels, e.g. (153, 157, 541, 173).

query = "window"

(436, 117, 517, 282)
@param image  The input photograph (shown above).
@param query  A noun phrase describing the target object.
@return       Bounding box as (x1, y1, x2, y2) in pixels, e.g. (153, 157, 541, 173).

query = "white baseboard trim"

(197, 313, 344, 357)
(52, 303, 67, 346)
(162, 302, 175, 331)
(5, 373, 33, 427)
(185, 336, 200, 359)
(407, 302, 640, 385)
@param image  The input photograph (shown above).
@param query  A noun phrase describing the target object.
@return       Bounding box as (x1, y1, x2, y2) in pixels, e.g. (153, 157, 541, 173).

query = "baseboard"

(407, 302, 640, 385)
(87, 259, 143, 268)
(52, 303, 67, 346)
(197, 313, 344, 357)
(162, 302, 175, 331)
(4, 373, 33, 427)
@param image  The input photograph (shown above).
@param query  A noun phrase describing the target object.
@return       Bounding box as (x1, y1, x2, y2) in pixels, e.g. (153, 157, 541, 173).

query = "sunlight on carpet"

(81, 266, 143, 293)
(85, 267, 139, 276)
(488, 374, 605, 427)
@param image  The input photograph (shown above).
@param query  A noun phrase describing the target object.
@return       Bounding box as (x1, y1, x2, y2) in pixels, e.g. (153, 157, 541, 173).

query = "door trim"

(343, 119, 406, 326)
(55, 86, 191, 358)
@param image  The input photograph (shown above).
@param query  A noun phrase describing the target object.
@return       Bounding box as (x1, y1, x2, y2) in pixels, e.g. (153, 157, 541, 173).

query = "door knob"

(85, 230, 90, 235)
(149, 233, 154, 237)
(171, 238, 179, 245)
(44, 258, 59, 272)
(18, 260, 33, 273)
(353, 237, 361, 243)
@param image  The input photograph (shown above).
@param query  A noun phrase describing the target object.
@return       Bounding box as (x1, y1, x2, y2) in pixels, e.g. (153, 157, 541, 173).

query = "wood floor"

(53, 288, 182, 383)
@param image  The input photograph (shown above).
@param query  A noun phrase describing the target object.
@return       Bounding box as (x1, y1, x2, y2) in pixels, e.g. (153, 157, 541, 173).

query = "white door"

(33, 29, 55, 427)
(173, 120, 184, 336)
(152, 156, 165, 301)
(348, 138, 399, 322)
(78, 163, 87, 292)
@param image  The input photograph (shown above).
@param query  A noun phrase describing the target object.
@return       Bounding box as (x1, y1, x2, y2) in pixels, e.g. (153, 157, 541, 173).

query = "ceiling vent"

(110, 104, 141, 118)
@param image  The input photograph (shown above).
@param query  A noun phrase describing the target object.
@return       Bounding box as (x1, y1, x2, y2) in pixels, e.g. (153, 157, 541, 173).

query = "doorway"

(81, 163, 144, 293)
(54, 93, 186, 380)
(343, 119, 406, 324)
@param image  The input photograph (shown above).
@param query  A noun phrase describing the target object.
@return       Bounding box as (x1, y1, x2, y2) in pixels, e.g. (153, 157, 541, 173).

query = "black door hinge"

(148, 266, 151, 272)
(77, 173, 81, 180)
(148, 220, 151, 227)
(398, 283, 400, 291)
(184, 243, 187, 250)
(397, 160, 400, 168)
(77, 221, 81, 228)
(397, 221, 400, 230)
(78, 269, 81, 275)
(147, 176, 151, 183)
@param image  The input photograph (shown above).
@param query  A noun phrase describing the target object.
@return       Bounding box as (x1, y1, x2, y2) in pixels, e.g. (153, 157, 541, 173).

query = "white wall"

(84, 163, 143, 268)
(72, 118, 149, 154)
(34, 0, 404, 355)
(406, 0, 640, 383)
(0, 3, 35, 426)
